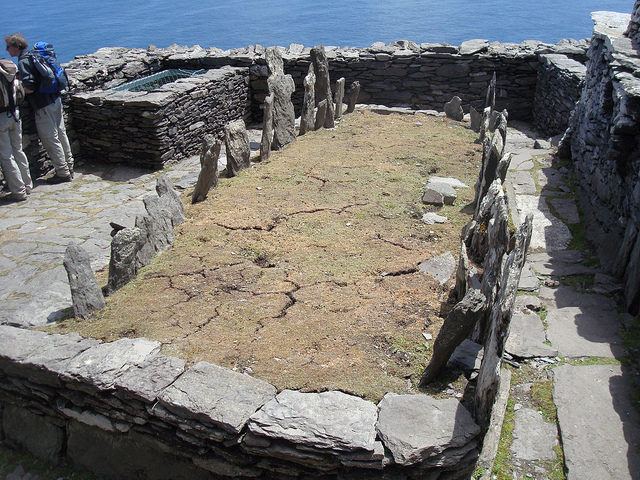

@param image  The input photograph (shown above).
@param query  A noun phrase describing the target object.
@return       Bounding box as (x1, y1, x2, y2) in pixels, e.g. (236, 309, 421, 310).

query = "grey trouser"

(0, 111, 33, 196)
(35, 97, 74, 177)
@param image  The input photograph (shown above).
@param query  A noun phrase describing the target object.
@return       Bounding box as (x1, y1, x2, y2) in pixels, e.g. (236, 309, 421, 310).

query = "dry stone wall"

(562, 10, 640, 314)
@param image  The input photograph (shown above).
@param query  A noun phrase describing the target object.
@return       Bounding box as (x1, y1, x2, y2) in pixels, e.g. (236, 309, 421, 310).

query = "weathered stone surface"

(225, 119, 251, 177)
(515, 194, 571, 252)
(427, 181, 457, 205)
(115, 354, 185, 403)
(158, 361, 276, 435)
(420, 289, 486, 385)
(505, 311, 558, 358)
(444, 96, 464, 121)
(334, 77, 345, 119)
(376, 393, 480, 466)
(421, 212, 448, 224)
(421, 187, 444, 206)
(63, 243, 106, 319)
(460, 39, 489, 55)
(137, 195, 174, 260)
(517, 263, 539, 291)
(63, 338, 161, 390)
(3, 404, 64, 463)
(527, 250, 596, 277)
(554, 364, 640, 480)
(192, 135, 220, 203)
(260, 94, 274, 161)
(418, 251, 456, 285)
(311, 45, 335, 128)
(470, 105, 482, 132)
(346, 80, 360, 113)
(299, 64, 316, 136)
(448, 339, 483, 371)
(248, 389, 377, 452)
(107, 227, 143, 294)
(429, 176, 469, 189)
(511, 408, 557, 461)
(156, 175, 186, 227)
(314, 99, 328, 131)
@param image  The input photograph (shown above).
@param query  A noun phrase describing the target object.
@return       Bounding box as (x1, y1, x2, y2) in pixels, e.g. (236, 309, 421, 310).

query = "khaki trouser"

(0, 111, 33, 197)
(35, 97, 73, 177)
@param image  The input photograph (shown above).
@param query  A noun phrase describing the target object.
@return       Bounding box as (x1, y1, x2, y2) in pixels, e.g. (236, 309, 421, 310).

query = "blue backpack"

(30, 42, 68, 94)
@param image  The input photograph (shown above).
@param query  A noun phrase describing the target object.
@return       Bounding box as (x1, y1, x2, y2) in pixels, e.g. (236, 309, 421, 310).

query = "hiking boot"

(47, 174, 72, 184)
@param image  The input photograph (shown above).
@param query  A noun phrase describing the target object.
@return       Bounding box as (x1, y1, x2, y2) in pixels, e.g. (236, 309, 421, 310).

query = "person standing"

(0, 55, 32, 202)
(5, 33, 73, 183)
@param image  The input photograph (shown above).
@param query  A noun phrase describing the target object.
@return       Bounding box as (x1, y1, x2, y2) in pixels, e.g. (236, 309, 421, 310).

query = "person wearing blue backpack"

(5, 33, 73, 183)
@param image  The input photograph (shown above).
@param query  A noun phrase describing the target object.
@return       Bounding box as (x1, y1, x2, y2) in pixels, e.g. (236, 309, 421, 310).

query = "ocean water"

(1, 0, 635, 63)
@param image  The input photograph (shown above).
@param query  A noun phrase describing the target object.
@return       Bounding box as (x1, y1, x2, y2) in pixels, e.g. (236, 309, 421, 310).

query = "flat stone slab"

(546, 306, 624, 358)
(527, 250, 597, 277)
(376, 393, 480, 466)
(511, 408, 557, 461)
(514, 294, 543, 312)
(418, 251, 456, 285)
(538, 285, 617, 310)
(518, 263, 540, 292)
(508, 151, 535, 171)
(158, 361, 276, 435)
(505, 311, 558, 358)
(506, 170, 537, 195)
(428, 176, 469, 189)
(514, 195, 571, 251)
(248, 389, 377, 452)
(547, 197, 580, 224)
(114, 354, 186, 403)
(422, 212, 448, 224)
(537, 168, 568, 190)
(553, 364, 640, 480)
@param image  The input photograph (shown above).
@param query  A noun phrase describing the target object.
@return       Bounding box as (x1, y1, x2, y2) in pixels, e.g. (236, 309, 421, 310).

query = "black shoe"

(47, 174, 72, 184)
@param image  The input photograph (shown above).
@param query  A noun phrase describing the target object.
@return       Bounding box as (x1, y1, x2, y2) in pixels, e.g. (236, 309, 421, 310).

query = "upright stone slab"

(225, 119, 251, 177)
(192, 134, 220, 203)
(138, 195, 174, 256)
(314, 99, 328, 131)
(260, 94, 274, 161)
(444, 96, 464, 121)
(485, 72, 496, 111)
(311, 45, 335, 128)
(63, 243, 106, 319)
(346, 80, 360, 114)
(266, 47, 296, 150)
(156, 175, 186, 227)
(299, 64, 316, 136)
(334, 77, 345, 119)
(470, 106, 482, 132)
(107, 227, 143, 294)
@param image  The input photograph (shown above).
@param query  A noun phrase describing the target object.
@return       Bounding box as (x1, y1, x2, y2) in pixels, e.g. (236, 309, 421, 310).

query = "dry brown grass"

(48, 110, 482, 401)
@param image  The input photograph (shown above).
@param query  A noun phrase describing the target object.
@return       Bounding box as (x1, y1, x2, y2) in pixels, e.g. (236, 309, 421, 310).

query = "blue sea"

(1, 1, 635, 63)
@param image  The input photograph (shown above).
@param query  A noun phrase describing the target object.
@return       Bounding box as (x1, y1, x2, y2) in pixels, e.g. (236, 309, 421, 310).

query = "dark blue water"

(1, 1, 634, 63)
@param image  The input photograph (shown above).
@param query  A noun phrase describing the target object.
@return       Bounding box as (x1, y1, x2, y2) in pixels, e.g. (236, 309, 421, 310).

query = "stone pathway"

(501, 121, 640, 480)
(0, 129, 261, 328)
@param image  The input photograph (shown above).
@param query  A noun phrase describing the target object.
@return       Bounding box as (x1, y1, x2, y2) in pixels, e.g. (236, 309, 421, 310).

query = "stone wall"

(562, 11, 640, 314)
(533, 54, 586, 136)
(626, 0, 640, 46)
(68, 66, 250, 169)
(0, 326, 481, 479)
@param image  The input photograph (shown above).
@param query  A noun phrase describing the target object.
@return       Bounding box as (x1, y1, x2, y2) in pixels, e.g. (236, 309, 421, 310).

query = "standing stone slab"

(158, 361, 276, 436)
(260, 94, 274, 161)
(107, 227, 143, 294)
(248, 389, 377, 452)
(225, 119, 251, 177)
(470, 106, 482, 132)
(314, 99, 328, 131)
(334, 77, 345, 119)
(266, 47, 296, 150)
(444, 96, 464, 121)
(63, 243, 106, 319)
(311, 45, 335, 128)
(192, 134, 220, 203)
(554, 364, 640, 480)
(346, 80, 360, 114)
(137, 196, 174, 259)
(376, 393, 480, 466)
(62, 338, 161, 390)
(156, 175, 186, 227)
(299, 64, 316, 136)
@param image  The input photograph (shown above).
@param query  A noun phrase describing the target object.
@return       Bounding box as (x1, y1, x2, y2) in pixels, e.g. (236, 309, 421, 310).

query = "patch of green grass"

(559, 273, 594, 291)
(492, 396, 516, 479)
(559, 356, 621, 366)
(530, 380, 557, 423)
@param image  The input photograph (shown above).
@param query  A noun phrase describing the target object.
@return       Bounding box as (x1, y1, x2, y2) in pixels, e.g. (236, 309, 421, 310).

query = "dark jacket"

(17, 50, 58, 111)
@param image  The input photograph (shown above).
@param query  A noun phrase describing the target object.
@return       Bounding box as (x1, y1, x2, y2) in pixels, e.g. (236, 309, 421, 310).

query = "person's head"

(5, 33, 27, 57)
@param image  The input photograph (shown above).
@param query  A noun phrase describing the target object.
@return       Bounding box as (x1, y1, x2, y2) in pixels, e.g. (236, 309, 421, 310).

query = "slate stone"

(547, 197, 580, 224)
(527, 250, 596, 277)
(107, 227, 143, 294)
(63, 243, 106, 319)
(421, 212, 448, 225)
(225, 119, 251, 177)
(514, 294, 543, 312)
(514, 194, 572, 252)
(554, 364, 640, 480)
(518, 263, 540, 292)
(299, 64, 316, 136)
(448, 339, 483, 371)
(538, 285, 617, 310)
(511, 408, 557, 461)
(63, 338, 161, 390)
(460, 39, 489, 55)
(334, 77, 345, 119)
(156, 175, 186, 227)
(266, 47, 297, 149)
(115, 354, 185, 403)
(192, 135, 220, 203)
(311, 45, 335, 128)
(506, 170, 536, 195)
(418, 251, 456, 285)
(346, 80, 360, 113)
(444, 96, 464, 121)
(505, 311, 558, 358)
(545, 306, 624, 358)
(3, 404, 64, 463)
(136, 197, 173, 259)
(470, 106, 482, 132)
(260, 94, 274, 161)
(314, 98, 328, 131)
(429, 176, 469, 189)
(158, 361, 276, 436)
(248, 389, 377, 452)
(0, 325, 55, 368)
(421, 187, 444, 206)
(376, 393, 480, 466)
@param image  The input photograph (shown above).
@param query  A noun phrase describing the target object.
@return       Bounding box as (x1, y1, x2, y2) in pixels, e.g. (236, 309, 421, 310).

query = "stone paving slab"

(513, 194, 572, 252)
(553, 364, 640, 480)
(511, 407, 557, 461)
(505, 311, 558, 358)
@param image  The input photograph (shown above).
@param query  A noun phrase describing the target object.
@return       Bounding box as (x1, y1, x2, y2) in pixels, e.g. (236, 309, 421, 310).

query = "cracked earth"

(48, 110, 482, 401)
